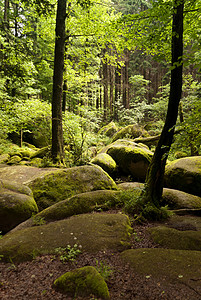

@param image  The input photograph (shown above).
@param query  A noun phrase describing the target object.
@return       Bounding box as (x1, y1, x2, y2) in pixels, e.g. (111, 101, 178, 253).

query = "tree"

(51, 0, 67, 162)
(141, 0, 184, 207)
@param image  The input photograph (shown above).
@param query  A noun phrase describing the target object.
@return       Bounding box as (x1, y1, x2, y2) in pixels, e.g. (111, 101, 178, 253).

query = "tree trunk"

(103, 59, 108, 121)
(51, 0, 66, 163)
(141, 0, 184, 207)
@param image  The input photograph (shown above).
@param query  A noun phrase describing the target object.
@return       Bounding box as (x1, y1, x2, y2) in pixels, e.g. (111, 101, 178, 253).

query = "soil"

(0, 217, 200, 300)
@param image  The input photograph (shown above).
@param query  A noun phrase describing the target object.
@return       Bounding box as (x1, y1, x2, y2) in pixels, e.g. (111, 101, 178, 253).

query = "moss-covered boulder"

(0, 165, 58, 184)
(11, 190, 120, 231)
(165, 215, 201, 231)
(0, 153, 10, 164)
(112, 124, 149, 142)
(91, 153, 117, 176)
(28, 165, 117, 210)
(148, 226, 201, 250)
(29, 157, 43, 167)
(30, 146, 50, 159)
(0, 213, 132, 262)
(162, 188, 201, 209)
(0, 180, 38, 233)
(121, 248, 201, 291)
(106, 141, 153, 181)
(7, 155, 22, 165)
(165, 156, 201, 197)
(117, 182, 144, 191)
(53, 266, 110, 299)
(98, 121, 118, 137)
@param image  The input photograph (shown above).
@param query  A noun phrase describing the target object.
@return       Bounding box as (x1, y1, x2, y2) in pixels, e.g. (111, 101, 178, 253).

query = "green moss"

(91, 153, 117, 176)
(28, 165, 117, 211)
(30, 146, 50, 159)
(0, 154, 10, 164)
(0, 190, 38, 232)
(7, 155, 22, 165)
(33, 190, 120, 223)
(148, 226, 201, 250)
(121, 248, 201, 285)
(165, 156, 201, 197)
(53, 266, 110, 299)
(98, 121, 118, 137)
(112, 124, 149, 142)
(162, 188, 201, 209)
(0, 213, 131, 262)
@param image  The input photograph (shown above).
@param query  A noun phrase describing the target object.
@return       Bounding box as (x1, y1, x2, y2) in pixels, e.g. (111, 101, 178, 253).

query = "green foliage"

(118, 190, 172, 222)
(95, 260, 113, 281)
(55, 244, 82, 262)
(32, 214, 46, 226)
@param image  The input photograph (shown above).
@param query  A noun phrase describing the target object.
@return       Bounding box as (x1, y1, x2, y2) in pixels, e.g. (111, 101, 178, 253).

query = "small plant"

(0, 231, 3, 239)
(32, 214, 46, 226)
(133, 231, 141, 242)
(95, 260, 113, 281)
(0, 254, 4, 261)
(55, 244, 82, 262)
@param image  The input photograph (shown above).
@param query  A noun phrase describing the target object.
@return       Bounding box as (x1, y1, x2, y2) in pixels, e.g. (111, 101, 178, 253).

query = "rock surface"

(148, 225, 201, 250)
(121, 248, 201, 293)
(28, 165, 117, 210)
(91, 153, 117, 176)
(11, 190, 120, 231)
(0, 213, 132, 262)
(0, 180, 38, 233)
(165, 156, 201, 196)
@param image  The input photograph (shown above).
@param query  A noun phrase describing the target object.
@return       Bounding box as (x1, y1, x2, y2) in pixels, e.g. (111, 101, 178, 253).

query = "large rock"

(121, 248, 201, 293)
(112, 124, 149, 142)
(11, 190, 120, 231)
(98, 121, 118, 137)
(0, 165, 58, 184)
(165, 156, 201, 197)
(28, 165, 117, 210)
(0, 213, 132, 262)
(162, 188, 201, 209)
(53, 266, 110, 299)
(91, 153, 117, 176)
(104, 140, 153, 181)
(0, 180, 38, 233)
(148, 226, 201, 250)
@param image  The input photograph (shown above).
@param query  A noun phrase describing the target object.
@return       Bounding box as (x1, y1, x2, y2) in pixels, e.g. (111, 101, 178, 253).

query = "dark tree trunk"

(114, 64, 121, 121)
(142, 0, 184, 207)
(51, 0, 66, 163)
(103, 59, 109, 121)
(62, 79, 67, 112)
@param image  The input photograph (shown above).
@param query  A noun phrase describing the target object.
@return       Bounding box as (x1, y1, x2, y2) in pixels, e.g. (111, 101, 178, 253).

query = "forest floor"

(0, 214, 200, 300)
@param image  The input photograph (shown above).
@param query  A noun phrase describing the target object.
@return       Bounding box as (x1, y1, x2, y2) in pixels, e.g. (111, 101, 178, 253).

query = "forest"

(1, 0, 200, 156)
(1, 1, 201, 299)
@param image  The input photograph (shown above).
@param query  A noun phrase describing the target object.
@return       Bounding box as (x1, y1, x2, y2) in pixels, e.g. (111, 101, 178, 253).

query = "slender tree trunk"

(51, 0, 66, 163)
(142, 0, 184, 207)
(114, 63, 121, 121)
(103, 59, 108, 121)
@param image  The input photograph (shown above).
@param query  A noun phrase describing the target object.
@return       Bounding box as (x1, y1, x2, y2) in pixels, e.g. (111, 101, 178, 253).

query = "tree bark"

(51, 0, 66, 162)
(141, 0, 184, 207)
